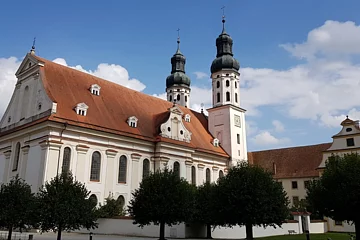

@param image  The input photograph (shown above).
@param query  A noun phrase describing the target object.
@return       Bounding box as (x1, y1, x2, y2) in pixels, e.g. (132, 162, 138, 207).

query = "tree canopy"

(37, 172, 98, 240)
(217, 162, 289, 240)
(191, 182, 219, 239)
(128, 167, 195, 240)
(96, 195, 126, 218)
(306, 153, 360, 240)
(0, 175, 38, 240)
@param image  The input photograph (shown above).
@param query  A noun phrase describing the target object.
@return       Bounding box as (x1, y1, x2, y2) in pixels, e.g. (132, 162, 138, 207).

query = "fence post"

(305, 230, 310, 240)
(89, 232, 93, 240)
(28, 234, 33, 240)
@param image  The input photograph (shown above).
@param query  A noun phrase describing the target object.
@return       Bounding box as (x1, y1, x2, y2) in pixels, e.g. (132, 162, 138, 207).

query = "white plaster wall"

(212, 222, 304, 239)
(229, 107, 247, 163)
(279, 177, 316, 205)
(77, 218, 186, 238)
(327, 219, 355, 232)
(309, 221, 328, 233)
(25, 145, 43, 192)
(0, 154, 4, 183)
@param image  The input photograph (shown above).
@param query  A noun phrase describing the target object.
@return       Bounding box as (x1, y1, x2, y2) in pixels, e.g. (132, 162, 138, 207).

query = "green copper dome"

(166, 38, 191, 88)
(210, 19, 240, 74)
(166, 72, 191, 88)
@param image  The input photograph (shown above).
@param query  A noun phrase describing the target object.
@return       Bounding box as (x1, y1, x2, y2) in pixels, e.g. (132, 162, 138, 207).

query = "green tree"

(37, 172, 98, 240)
(0, 175, 38, 240)
(96, 195, 126, 218)
(217, 162, 289, 240)
(191, 182, 219, 239)
(128, 167, 195, 240)
(306, 153, 360, 240)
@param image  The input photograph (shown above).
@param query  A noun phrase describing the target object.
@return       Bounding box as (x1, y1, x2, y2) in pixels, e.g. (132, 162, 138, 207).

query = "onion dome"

(210, 17, 240, 74)
(166, 36, 191, 88)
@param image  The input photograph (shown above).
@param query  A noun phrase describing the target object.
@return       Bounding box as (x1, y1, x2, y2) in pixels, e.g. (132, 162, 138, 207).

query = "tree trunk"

(159, 222, 165, 240)
(7, 225, 12, 240)
(355, 220, 359, 240)
(57, 226, 62, 240)
(245, 223, 253, 240)
(206, 224, 212, 239)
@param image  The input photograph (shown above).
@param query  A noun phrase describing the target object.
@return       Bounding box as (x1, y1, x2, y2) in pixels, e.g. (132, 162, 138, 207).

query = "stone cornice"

(106, 149, 118, 157)
(39, 140, 62, 150)
(3, 149, 12, 158)
(185, 160, 193, 166)
(21, 145, 30, 154)
(131, 153, 142, 161)
(212, 166, 219, 171)
(76, 144, 89, 154)
(198, 163, 205, 169)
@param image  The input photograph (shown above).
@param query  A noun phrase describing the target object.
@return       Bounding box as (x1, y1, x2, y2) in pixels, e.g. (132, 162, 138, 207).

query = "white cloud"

(246, 121, 258, 136)
(52, 58, 146, 92)
(280, 20, 360, 60)
(193, 71, 209, 80)
(0, 57, 21, 117)
(251, 131, 291, 147)
(152, 93, 167, 100)
(272, 120, 285, 132)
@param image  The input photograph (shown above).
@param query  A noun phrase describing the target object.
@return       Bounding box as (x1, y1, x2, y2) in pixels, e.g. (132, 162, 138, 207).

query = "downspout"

(56, 122, 68, 175)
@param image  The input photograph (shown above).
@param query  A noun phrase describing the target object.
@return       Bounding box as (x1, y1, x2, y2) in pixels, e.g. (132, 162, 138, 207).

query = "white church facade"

(0, 18, 247, 208)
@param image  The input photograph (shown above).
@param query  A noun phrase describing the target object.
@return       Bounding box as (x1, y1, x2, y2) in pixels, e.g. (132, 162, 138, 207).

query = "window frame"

(90, 151, 101, 182)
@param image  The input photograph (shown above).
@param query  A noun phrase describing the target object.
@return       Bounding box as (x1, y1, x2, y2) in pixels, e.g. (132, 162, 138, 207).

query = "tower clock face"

(234, 114, 241, 127)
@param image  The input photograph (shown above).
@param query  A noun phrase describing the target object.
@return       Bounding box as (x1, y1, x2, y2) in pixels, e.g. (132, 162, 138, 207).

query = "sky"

(1, 0, 360, 152)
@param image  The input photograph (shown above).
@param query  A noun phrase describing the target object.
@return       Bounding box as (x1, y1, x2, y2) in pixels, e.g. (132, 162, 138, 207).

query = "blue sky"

(1, 0, 360, 151)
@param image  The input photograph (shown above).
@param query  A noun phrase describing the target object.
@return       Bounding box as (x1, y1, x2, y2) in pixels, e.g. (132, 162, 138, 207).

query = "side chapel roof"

(248, 143, 332, 179)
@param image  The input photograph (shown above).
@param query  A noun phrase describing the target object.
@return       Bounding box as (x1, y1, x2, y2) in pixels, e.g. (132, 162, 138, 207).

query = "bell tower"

(207, 12, 248, 166)
(166, 29, 191, 108)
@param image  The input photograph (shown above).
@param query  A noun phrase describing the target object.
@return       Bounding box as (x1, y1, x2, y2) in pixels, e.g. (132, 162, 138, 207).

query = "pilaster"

(131, 153, 141, 192)
(38, 140, 62, 188)
(197, 163, 205, 185)
(20, 145, 30, 179)
(185, 160, 193, 184)
(2, 146, 11, 183)
(104, 149, 118, 197)
(75, 144, 89, 183)
(212, 166, 219, 182)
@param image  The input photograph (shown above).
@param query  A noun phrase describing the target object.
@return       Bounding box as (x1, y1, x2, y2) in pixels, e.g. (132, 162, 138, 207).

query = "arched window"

(185, 96, 188, 102)
(217, 92, 220, 103)
(219, 170, 224, 179)
(191, 166, 196, 185)
(169, 95, 172, 102)
(174, 161, 180, 178)
(216, 81, 220, 88)
(226, 80, 230, 87)
(90, 151, 101, 181)
(117, 195, 125, 209)
(143, 159, 150, 179)
(12, 142, 21, 171)
(177, 94, 180, 101)
(226, 92, 230, 101)
(235, 81, 237, 88)
(89, 194, 98, 206)
(118, 155, 127, 183)
(62, 147, 71, 174)
(235, 93, 238, 103)
(206, 168, 211, 183)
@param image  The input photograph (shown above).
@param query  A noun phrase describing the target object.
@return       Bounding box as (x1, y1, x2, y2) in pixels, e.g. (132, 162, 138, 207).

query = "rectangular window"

(292, 181, 298, 189)
(335, 220, 343, 226)
(292, 196, 299, 206)
(237, 134, 240, 144)
(304, 180, 310, 189)
(346, 138, 355, 147)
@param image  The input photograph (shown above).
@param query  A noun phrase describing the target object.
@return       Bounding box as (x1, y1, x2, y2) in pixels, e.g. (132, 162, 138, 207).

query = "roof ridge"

(250, 142, 332, 153)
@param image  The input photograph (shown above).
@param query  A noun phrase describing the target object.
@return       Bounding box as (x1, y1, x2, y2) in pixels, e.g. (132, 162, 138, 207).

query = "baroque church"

(0, 15, 357, 233)
(0, 17, 247, 208)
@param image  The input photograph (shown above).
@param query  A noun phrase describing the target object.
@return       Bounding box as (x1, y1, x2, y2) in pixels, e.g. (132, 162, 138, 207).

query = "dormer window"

(213, 138, 220, 147)
(7, 116, 11, 123)
(75, 103, 89, 116)
(184, 114, 191, 123)
(346, 128, 352, 132)
(90, 84, 101, 96)
(127, 116, 138, 128)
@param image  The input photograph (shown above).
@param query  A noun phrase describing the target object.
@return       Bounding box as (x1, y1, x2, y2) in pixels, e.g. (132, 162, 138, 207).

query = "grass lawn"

(256, 232, 355, 240)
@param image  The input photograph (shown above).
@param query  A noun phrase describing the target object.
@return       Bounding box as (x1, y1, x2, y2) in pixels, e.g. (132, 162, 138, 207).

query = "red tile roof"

(32, 56, 228, 157)
(248, 143, 332, 178)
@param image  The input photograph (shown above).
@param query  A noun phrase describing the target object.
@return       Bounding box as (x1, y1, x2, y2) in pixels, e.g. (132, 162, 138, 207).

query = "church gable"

(159, 105, 192, 143)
